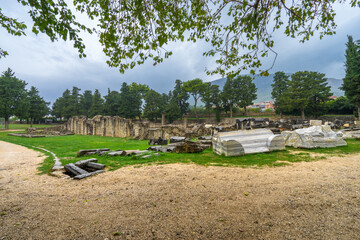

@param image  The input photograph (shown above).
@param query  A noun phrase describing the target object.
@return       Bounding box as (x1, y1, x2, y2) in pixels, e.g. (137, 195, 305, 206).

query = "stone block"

(75, 158, 97, 168)
(64, 163, 88, 176)
(282, 126, 347, 149)
(310, 120, 322, 126)
(212, 129, 285, 156)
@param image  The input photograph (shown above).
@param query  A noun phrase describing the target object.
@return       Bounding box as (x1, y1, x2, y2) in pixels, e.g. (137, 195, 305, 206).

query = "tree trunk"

(30, 118, 33, 127)
(244, 106, 248, 116)
(358, 106, 360, 121)
(194, 98, 198, 122)
(5, 117, 9, 130)
(280, 112, 282, 119)
(301, 109, 305, 120)
(230, 105, 233, 118)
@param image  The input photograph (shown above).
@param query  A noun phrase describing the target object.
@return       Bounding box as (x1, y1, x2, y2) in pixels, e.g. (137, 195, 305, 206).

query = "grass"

(0, 131, 359, 175)
(0, 124, 57, 130)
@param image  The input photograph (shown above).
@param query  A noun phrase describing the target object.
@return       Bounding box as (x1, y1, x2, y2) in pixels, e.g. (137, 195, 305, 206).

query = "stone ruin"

(282, 125, 347, 149)
(66, 115, 212, 140)
(8, 125, 73, 138)
(212, 129, 285, 156)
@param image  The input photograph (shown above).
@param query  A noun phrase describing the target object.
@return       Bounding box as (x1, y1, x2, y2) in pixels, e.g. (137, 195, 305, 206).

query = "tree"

(235, 76, 257, 116)
(52, 89, 72, 120)
(172, 80, 189, 117)
(0, 68, 28, 129)
(119, 82, 142, 119)
(80, 90, 93, 116)
(143, 89, 166, 121)
(325, 96, 354, 115)
(2, 1, 349, 76)
(222, 76, 256, 117)
(200, 83, 221, 119)
(165, 91, 182, 123)
(89, 89, 104, 117)
(28, 86, 49, 126)
(68, 86, 82, 116)
(341, 35, 360, 119)
(271, 71, 289, 117)
(222, 78, 238, 118)
(103, 89, 121, 116)
(182, 78, 207, 121)
(284, 71, 332, 120)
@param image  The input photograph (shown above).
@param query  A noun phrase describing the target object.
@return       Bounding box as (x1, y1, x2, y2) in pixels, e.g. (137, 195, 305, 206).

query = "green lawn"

(0, 131, 359, 175)
(0, 124, 57, 130)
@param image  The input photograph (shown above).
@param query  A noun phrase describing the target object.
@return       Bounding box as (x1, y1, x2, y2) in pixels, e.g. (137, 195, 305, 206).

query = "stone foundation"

(65, 116, 212, 140)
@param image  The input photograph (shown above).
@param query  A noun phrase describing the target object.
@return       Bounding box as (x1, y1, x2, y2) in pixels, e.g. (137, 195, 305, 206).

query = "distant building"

(329, 96, 337, 100)
(248, 101, 274, 111)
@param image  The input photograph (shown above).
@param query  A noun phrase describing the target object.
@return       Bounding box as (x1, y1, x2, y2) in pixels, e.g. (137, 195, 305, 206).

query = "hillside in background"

(211, 74, 344, 102)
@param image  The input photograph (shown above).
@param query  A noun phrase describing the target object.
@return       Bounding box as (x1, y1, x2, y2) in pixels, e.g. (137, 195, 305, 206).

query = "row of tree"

(271, 71, 333, 119)
(51, 76, 258, 122)
(0, 68, 49, 129)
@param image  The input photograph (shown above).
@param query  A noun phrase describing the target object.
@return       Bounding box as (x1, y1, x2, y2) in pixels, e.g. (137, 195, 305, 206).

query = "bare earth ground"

(0, 141, 359, 240)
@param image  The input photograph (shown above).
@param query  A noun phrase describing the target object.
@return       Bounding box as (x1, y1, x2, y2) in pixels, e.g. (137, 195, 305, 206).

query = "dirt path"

(0, 140, 359, 240)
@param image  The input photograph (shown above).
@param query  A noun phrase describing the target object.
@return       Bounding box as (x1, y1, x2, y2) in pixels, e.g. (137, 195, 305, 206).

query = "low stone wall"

(65, 116, 212, 140)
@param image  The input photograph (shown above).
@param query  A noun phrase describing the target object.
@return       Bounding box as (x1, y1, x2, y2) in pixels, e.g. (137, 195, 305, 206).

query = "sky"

(1, 1, 360, 104)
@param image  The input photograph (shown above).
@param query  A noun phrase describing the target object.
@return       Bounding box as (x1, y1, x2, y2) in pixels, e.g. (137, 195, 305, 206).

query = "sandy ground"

(0, 140, 359, 240)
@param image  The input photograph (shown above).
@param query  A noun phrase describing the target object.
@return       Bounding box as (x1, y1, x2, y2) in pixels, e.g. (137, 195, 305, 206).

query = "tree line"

(2, 35, 360, 130)
(271, 35, 360, 120)
(0, 68, 49, 129)
(52, 76, 258, 123)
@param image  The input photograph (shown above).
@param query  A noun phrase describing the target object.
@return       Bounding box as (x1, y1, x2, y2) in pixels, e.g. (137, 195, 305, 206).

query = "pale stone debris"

(310, 120, 322, 126)
(339, 129, 360, 139)
(212, 129, 285, 156)
(282, 125, 347, 149)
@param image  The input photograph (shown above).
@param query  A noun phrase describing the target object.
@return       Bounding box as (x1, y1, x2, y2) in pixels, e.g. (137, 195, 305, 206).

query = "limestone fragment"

(212, 129, 285, 156)
(282, 125, 347, 149)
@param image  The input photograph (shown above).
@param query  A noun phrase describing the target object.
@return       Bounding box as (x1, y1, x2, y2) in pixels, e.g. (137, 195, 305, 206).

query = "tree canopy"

(341, 35, 360, 118)
(2, 0, 358, 77)
(0, 68, 28, 128)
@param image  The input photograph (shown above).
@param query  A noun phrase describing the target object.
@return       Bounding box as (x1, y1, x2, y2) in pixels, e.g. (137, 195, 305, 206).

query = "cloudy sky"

(1, 1, 360, 104)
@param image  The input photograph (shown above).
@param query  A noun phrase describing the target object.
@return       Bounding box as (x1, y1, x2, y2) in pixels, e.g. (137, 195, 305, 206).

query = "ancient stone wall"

(65, 116, 212, 140)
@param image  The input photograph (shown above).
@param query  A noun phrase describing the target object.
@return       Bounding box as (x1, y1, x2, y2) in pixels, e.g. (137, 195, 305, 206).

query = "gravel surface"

(0, 140, 359, 239)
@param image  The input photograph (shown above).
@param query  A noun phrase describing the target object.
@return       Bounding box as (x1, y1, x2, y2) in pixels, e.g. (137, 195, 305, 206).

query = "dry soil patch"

(0, 140, 359, 239)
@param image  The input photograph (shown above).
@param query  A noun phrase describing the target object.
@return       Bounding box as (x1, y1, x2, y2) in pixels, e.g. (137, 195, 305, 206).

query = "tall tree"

(172, 79, 189, 117)
(129, 83, 150, 119)
(271, 71, 289, 118)
(52, 89, 72, 120)
(143, 89, 166, 121)
(284, 71, 332, 120)
(103, 89, 121, 116)
(235, 76, 257, 116)
(69, 86, 82, 116)
(200, 83, 221, 119)
(222, 76, 256, 117)
(341, 35, 360, 119)
(165, 91, 182, 123)
(28, 86, 49, 126)
(89, 89, 104, 117)
(80, 90, 93, 116)
(0, 68, 28, 129)
(119, 82, 142, 119)
(182, 78, 207, 121)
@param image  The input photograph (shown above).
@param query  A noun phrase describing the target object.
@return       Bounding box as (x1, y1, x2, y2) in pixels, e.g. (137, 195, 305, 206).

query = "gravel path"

(0, 140, 359, 239)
